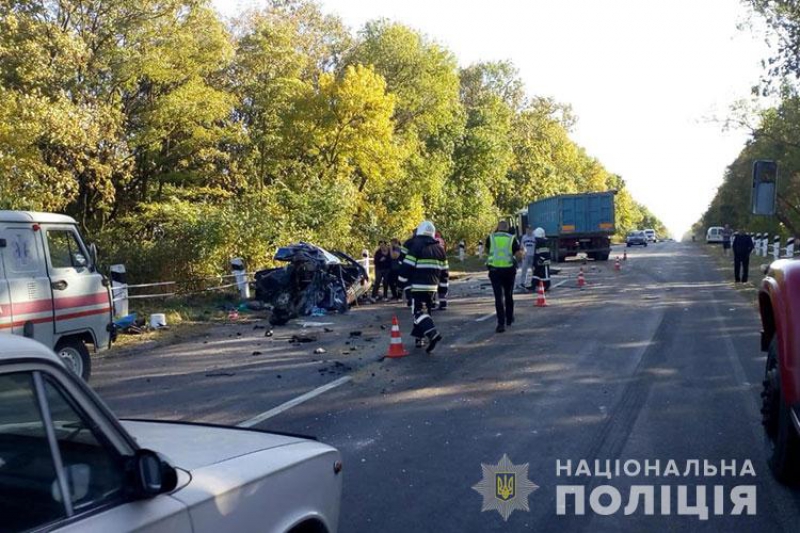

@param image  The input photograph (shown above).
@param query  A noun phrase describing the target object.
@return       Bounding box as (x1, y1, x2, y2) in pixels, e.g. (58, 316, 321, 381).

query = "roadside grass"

(688, 241, 764, 307)
(111, 291, 252, 350)
(448, 254, 487, 277)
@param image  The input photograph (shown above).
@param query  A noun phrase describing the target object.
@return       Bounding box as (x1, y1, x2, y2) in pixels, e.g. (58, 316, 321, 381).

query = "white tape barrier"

(111, 270, 255, 304)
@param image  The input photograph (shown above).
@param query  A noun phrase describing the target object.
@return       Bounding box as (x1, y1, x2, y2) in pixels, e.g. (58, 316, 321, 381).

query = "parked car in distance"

(643, 229, 657, 243)
(626, 231, 648, 247)
(0, 335, 343, 533)
(706, 226, 724, 244)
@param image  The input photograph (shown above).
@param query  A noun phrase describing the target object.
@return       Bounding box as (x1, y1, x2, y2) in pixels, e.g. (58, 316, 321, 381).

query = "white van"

(643, 229, 657, 243)
(706, 226, 724, 243)
(0, 211, 113, 380)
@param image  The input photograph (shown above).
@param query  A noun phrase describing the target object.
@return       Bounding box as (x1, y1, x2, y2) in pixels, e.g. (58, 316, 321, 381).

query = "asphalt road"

(94, 242, 800, 532)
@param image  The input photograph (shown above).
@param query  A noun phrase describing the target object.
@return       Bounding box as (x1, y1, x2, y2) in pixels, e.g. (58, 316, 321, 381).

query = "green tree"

(347, 20, 463, 223)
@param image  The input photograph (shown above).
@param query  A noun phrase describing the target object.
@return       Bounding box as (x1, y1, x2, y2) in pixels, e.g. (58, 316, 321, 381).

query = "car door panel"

(0, 226, 54, 346)
(54, 496, 193, 533)
(42, 226, 111, 345)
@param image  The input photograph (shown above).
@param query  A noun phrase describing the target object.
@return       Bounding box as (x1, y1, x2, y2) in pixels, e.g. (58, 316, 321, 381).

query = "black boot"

(426, 334, 443, 353)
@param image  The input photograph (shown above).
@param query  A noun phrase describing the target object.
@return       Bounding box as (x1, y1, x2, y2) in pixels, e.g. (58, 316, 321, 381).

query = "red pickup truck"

(760, 258, 800, 482)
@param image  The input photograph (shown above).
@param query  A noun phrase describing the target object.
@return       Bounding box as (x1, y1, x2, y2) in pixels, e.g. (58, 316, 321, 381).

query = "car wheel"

(56, 339, 92, 381)
(762, 337, 800, 483)
(626, 243, 631, 247)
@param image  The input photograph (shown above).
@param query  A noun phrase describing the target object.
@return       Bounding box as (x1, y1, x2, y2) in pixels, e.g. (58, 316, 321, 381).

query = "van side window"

(47, 231, 88, 270)
(6, 230, 42, 274)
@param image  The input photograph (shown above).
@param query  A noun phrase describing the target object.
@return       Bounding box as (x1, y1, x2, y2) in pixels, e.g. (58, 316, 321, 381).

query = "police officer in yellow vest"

(485, 221, 523, 333)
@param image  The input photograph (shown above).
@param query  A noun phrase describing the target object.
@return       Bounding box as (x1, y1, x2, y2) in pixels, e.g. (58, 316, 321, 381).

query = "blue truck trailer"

(527, 191, 616, 262)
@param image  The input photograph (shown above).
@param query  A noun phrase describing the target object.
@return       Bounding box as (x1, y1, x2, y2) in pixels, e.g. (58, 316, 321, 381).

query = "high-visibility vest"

(488, 232, 514, 268)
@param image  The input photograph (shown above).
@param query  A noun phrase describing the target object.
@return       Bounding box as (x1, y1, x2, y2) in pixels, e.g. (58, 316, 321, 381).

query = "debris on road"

(265, 330, 274, 337)
(206, 372, 236, 377)
(291, 333, 318, 343)
(314, 348, 327, 354)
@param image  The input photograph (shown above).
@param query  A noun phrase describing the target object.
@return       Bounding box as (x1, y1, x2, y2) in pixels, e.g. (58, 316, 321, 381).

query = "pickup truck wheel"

(56, 340, 92, 381)
(762, 338, 800, 483)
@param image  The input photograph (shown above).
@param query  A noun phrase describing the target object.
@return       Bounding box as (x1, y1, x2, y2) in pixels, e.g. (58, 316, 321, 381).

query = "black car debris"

(254, 243, 370, 325)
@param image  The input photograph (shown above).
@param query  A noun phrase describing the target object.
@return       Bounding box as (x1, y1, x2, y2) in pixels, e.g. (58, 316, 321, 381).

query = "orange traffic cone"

(615, 256, 621, 272)
(535, 281, 548, 307)
(386, 316, 410, 358)
(577, 268, 586, 288)
(623, 250, 628, 261)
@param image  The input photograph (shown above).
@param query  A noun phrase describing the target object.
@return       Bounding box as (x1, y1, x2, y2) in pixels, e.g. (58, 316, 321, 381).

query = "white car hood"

(120, 420, 308, 471)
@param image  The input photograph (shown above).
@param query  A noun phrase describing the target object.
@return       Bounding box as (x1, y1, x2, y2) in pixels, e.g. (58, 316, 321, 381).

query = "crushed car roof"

(274, 242, 342, 265)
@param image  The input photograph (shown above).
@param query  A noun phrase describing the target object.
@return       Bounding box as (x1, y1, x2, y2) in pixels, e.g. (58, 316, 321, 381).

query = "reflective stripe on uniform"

(410, 284, 438, 291)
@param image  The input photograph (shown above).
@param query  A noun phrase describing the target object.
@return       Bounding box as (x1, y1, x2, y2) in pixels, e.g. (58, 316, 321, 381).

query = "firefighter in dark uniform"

(485, 220, 522, 333)
(532, 227, 551, 291)
(398, 221, 448, 353)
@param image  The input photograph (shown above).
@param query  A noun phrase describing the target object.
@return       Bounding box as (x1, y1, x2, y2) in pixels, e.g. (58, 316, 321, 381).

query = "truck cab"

(760, 259, 800, 482)
(0, 211, 113, 380)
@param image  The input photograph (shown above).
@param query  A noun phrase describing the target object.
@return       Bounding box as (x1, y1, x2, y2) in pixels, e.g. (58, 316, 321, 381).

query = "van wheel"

(56, 340, 92, 381)
(762, 337, 800, 483)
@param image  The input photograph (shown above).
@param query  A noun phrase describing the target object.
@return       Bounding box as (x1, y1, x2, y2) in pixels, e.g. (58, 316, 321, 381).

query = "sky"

(213, 0, 772, 237)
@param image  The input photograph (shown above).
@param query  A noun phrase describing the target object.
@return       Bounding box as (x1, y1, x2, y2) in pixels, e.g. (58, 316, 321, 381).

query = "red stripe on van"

(8, 292, 109, 316)
(55, 307, 112, 322)
(10, 300, 53, 315)
(0, 307, 110, 330)
(0, 315, 54, 330)
(55, 293, 110, 310)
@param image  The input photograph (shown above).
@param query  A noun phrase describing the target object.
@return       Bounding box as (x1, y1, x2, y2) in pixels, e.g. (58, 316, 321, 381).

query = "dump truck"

(526, 192, 616, 262)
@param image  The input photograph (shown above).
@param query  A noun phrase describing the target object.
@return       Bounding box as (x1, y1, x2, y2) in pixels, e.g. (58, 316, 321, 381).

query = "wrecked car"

(255, 243, 370, 325)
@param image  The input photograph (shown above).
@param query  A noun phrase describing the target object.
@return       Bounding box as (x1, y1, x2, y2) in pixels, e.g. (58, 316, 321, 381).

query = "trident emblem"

(496, 473, 516, 501)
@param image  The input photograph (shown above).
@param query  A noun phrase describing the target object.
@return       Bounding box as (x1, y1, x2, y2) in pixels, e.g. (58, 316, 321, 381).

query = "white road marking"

(551, 279, 568, 289)
(237, 376, 353, 428)
(476, 312, 496, 322)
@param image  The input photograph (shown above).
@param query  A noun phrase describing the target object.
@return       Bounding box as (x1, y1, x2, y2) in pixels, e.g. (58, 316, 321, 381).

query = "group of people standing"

(380, 219, 549, 353)
(370, 239, 404, 301)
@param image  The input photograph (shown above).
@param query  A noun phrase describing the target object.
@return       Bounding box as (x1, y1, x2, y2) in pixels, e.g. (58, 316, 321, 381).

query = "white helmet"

(416, 220, 436, 238)
(534, 227, 546, 238)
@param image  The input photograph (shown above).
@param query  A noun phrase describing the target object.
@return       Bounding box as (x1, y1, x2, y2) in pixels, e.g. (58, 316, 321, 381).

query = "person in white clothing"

(519, 227, 537, 288)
